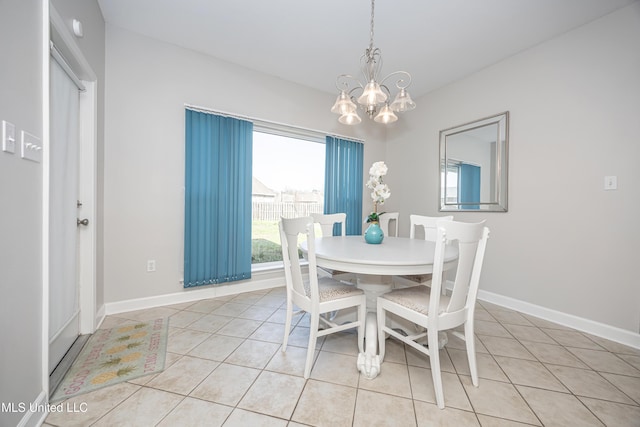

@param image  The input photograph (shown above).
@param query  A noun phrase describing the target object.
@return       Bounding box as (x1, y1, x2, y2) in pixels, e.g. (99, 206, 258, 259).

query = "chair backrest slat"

(311, 213, 346, 237)
(409, 214, 454, 241)
(435, 220, 489, 314)
(279, 216, 318, 301)
(378, 212, 399, 237)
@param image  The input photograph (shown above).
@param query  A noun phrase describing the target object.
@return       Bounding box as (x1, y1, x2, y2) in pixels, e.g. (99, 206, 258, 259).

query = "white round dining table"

(300, 236, 458, 379)
(302, 235, 458, 275)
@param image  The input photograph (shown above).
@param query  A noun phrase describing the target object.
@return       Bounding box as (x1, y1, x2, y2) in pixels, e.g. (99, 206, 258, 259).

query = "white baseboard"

(104, 273, 285, 316)
(477, 289, 640, 350)
(15, 390, 47, 427)
(95, 304, 106, 330)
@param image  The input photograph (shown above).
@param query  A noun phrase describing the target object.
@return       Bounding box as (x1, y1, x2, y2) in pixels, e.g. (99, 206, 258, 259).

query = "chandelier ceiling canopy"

(331, 0, 416, 125)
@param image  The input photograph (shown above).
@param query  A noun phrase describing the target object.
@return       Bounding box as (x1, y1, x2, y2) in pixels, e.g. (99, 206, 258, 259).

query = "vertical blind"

(459, 163, 481, 210)
(324, 136, 364, 235)
(184, 109, 253, 287)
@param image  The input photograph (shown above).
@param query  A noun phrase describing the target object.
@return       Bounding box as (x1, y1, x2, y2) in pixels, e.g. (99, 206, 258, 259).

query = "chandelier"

(331, 0, 416, 125)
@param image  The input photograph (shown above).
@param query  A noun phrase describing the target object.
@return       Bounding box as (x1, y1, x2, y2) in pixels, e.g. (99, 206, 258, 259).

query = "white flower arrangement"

(365, 161, 391, 223)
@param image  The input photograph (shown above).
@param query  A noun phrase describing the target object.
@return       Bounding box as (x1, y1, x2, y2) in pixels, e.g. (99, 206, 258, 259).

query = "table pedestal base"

(355, 276, 391, 380)
(334, 275, 449, 380)
(357, 312, 381, 379)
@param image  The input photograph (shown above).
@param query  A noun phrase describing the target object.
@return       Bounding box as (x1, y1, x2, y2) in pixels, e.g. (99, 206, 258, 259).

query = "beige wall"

(386, 3, 640, 333)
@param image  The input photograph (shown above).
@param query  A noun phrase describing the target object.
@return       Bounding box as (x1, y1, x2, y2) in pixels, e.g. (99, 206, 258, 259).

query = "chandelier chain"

(369, 0, 375, 52)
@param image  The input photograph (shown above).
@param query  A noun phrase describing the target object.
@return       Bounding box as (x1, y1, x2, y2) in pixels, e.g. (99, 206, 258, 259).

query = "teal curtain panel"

(184, 109, 253, 287)
(324, 136, 364, 235)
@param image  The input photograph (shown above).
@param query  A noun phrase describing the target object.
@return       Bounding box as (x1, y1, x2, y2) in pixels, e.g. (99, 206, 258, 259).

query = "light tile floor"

(45, 287, 640, 426)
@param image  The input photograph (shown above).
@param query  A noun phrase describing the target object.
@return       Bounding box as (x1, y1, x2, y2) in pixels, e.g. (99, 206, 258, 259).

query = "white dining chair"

(311, 213, 354, 283)
(378, 212, 399, 237)
(396, 214, 454, 290)
(377, 219, 489, 409)
(279, 216, 367, 378)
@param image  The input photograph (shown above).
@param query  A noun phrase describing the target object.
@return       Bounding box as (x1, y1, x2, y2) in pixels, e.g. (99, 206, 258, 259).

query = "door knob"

(77, 218, 89, 226)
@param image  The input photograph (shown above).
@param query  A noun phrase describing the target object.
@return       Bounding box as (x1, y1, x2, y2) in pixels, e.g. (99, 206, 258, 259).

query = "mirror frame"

(439, 111, 509, 212)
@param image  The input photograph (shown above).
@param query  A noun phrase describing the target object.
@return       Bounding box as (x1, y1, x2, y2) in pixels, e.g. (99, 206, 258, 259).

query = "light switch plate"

(21, 131, 42, 163)
(2, 120, 16, 153)
(604, 175, 617, 190)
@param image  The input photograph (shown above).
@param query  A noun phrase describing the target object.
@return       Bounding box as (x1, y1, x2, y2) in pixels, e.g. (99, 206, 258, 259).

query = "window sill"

(251, 259, 308, 274)
(251, 261, 284, 273)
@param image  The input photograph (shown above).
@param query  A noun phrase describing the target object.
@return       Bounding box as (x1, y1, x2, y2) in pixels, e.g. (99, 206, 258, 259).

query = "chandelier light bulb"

(339, 111, 362, 125)
(357, 81, 387, 107)
(331, 91, 357, 115)
(390, 88, 416, 112)
(374, 104, 398, 124)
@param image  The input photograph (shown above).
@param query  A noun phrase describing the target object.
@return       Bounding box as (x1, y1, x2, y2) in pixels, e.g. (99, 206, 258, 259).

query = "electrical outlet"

(147, 260, 156, 272)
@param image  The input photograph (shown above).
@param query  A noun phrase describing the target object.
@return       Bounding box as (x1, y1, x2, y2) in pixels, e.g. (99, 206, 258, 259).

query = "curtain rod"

(184, 103, 365, 144)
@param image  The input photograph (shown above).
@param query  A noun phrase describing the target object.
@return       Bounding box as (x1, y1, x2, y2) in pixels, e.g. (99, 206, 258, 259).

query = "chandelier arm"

(360, 53, 370, 83)
(348, 87, 363, 98)
(379, 70, 413, 90)
(378, 84, 392, 100)
(373, 50, 383, 81)
(335, 74, 364, 92)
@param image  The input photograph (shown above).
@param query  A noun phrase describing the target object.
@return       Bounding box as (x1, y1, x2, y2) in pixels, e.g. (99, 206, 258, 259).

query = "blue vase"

(364, 222, 384, 244)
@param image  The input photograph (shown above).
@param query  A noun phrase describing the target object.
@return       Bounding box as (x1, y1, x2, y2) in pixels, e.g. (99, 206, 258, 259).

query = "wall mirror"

(439, 112, 509, 212)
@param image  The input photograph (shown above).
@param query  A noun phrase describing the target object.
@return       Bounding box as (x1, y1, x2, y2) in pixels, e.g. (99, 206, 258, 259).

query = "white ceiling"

(97, 0, 637, 98)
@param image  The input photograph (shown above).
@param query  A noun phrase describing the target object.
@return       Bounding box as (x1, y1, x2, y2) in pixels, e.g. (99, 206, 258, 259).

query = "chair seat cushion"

(305, 277, 364, 302)
(319, 267, 350, 277)
(380, 285, 450, 315)
(399, 273, 432, 283)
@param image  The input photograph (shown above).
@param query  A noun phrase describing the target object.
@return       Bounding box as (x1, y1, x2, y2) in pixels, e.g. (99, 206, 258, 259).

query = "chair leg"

(304, 313, 320, 379)
(428, 330, 445, 409)
(376, 303, 386, 361)
(465, 320, 479, 387)
(282, 299, 293, 352)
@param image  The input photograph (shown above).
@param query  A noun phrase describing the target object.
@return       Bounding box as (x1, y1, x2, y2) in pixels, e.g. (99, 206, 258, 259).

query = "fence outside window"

(251, 201, 324, 264)
(252, 201, 323, 221)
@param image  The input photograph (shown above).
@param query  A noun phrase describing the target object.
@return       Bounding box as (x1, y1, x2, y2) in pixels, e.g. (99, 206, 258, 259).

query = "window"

(442, 162, 459, 205)
(184, 107, 363, 285)
(251, 130, 325, 266)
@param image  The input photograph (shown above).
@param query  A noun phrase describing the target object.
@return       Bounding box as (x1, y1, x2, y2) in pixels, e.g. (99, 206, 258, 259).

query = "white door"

(48, 56, 82, 373)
